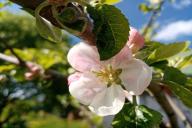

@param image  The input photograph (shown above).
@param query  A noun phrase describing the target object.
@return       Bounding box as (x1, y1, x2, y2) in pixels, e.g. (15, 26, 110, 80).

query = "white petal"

(67, 42, 100, 72)
(69, 72, 106, 105)
(120, 59, 152, 95)
(89, 85, 125, 116)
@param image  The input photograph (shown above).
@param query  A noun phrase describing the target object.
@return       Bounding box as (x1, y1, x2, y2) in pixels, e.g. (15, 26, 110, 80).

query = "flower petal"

(89, 85, 125, 116)
(68, 72, 81, 85)
(69, 72, 106, 105)
(115, 45, 132, 62)
(120, 59, 152, 95)
(67, 42, 100, 72)
(101, 45, 132, 67)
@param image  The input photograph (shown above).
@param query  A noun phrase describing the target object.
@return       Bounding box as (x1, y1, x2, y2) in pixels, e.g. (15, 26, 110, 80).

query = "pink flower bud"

(127, 27, 145, 53)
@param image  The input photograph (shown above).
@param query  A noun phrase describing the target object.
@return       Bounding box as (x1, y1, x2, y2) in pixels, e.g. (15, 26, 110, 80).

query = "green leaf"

(88, 4, 129, 60)
(177, 55, 192, 69)
(36, 15, 62, 42)
(87, 5, 104, 35)
(186, 78, 192, 91)
(54, 6, 87, 35)
(148, 42, 190, 64)
(163, 67, 187, 85)
(164, 81, 192, 108)
(112, 103, 162, 128)
(150, 60, 168, 69)
(135, 41, 162, 61)
(58, 8, 78, 23)
(99, 0, 121, 5)
(34, 1, 62, 42)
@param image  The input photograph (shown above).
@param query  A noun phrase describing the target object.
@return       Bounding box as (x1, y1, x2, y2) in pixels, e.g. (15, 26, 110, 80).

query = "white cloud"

(172, 0, 192, 9)
(154, 20, 192, 41)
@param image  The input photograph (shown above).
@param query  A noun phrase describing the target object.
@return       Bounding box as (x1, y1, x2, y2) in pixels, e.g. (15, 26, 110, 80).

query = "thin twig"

(7, 46, 26, 66)
(0, 53, 67, 81)
(165, 93, 192, 128)
(0, 53, 19, 64)
(149, 83, 179, 128)
(142, 1, 164, 37)
(1, 39, 26, 66)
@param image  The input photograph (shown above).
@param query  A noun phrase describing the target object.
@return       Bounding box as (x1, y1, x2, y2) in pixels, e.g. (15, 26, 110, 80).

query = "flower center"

(93, 65, 122, 86)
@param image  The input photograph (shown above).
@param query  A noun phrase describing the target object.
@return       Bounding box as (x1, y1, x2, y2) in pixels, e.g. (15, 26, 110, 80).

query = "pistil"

(93, 65, 122, 86)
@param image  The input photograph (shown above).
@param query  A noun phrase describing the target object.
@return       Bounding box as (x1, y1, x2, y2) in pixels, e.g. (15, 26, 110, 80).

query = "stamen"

(92, 65, 122, 86)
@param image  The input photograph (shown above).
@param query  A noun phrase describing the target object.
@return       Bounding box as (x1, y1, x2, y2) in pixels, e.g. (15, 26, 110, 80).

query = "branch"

(2, 42, 26, 66)
(0, 53, 19, 64)
(10, 0, 43, 9)
(9, 0, 96, 45)
(148, 83, 179, 128)
(142, 1, 164, 37)
(0, 53, 67, 83)
(165, 92, 192, 127)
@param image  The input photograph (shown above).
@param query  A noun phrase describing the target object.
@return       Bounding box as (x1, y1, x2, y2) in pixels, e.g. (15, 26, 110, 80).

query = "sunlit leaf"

(112, 103, 162, 128)
(36, 15, 62, 42)
(99, 0, 121, 5)
(148, 42, 190, 64)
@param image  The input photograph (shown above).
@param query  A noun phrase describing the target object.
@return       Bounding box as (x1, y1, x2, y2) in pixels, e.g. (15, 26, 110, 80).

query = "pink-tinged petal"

(115, 45, 132, 62)
(127, 27, 145, 53)
(89, 85, 125, 116)
(68, 72, 81, 85)
(69, 72, 106, 105)
(67, 42, 101, 72)
(101, 45, 132, 67)
(120, 59, 152, 95)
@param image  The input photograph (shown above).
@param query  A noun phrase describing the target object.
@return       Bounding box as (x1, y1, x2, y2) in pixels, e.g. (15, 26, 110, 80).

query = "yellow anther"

(92, 65, 122, 86)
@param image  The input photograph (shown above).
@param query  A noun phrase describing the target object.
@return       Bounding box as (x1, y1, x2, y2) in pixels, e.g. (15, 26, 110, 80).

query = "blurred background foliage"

(0, 10, 103, 128)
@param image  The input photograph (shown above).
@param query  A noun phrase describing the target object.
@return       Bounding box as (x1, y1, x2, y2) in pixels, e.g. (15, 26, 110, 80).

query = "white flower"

(67, 42, 152, 116)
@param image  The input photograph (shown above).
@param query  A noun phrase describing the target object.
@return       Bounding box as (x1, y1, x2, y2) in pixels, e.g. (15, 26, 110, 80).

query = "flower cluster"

(67, 28, 152, 116)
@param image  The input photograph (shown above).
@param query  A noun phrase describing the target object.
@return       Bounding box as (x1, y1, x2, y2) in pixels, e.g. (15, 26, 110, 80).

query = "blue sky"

(1, 0, 192, 43)
(115, 0, 192, 43)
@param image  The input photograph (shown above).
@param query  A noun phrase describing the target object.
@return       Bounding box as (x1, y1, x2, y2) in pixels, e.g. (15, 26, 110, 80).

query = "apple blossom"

(67, 41, 152, 116)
